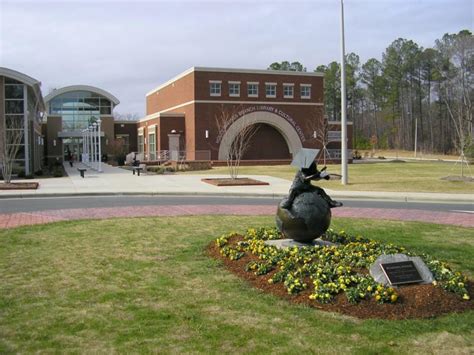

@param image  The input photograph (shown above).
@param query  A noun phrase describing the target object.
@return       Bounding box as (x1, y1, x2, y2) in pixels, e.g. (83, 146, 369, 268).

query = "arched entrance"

(242, 123, 291, 159)
(218, 111, 303, 160)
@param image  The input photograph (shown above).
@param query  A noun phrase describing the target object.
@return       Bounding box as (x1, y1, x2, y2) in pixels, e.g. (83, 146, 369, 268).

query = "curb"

(0, 190, 472, 204)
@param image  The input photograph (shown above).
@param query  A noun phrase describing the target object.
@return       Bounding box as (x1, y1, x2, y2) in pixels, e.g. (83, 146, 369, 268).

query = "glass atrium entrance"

(63, 138, 83, 162)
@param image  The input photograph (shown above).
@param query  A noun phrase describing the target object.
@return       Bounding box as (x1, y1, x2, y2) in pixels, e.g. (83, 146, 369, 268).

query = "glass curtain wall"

(48, 91, 111, 131)
(4, 78, 25, 170)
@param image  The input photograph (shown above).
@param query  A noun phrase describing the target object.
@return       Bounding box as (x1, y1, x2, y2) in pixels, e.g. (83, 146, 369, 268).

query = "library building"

(138, 67, 352, 163)
(0, 66, 352, 175)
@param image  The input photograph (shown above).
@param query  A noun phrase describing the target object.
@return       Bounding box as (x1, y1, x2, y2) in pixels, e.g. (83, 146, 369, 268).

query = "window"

(138, 132, 144, 154)
(148, 132, 156, 160)
(328, 131, 341, 142)
(301, 84, 311, 99)
(47, 91, 114, 131)
(247, 82, 258, 97)
(265, 83, 276, 98)
(228, 82, 240, 97)
(116, 134, 130, 153)
(209, 81, 222, 96)
(283, 84, 294, 98)
(5, 84, 24, 99)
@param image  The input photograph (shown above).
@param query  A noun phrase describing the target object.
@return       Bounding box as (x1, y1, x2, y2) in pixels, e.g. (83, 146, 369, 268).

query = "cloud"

(1, 0, 472, 116)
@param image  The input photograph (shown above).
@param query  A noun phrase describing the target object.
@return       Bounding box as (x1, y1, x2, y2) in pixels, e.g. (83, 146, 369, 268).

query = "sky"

(1, 0, 472, 117)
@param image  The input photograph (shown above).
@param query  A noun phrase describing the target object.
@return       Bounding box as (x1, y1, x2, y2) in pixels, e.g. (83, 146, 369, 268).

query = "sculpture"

(276, 149, 342, 243)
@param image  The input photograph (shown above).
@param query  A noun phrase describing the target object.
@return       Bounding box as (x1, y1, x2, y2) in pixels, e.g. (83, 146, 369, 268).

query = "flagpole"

(340, 0, 348, 185)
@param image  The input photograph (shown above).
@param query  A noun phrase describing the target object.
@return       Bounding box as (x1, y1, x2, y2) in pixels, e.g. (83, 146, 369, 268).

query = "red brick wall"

(146, 72, 195, 115)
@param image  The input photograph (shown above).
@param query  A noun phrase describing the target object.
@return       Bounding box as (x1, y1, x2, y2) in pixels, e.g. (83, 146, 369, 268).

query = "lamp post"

(87, 128, 91, 166)
(89, 125, 95, 170)
(83, 129, 88, 166)
(97, 119, 102, 172)
(93, 122, 98, 170)
(340, 0, 348, 185)
(82, 130, 86, 164)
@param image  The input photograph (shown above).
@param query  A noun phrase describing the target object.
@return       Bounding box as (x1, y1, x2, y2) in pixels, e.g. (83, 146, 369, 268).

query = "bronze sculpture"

(276, 149, 342, 243)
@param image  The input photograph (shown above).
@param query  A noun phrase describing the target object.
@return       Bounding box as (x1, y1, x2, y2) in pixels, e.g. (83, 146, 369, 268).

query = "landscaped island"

(211, 227, 473, 319)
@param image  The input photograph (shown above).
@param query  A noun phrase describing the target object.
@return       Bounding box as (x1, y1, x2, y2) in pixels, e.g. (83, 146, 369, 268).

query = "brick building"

(139, 67, 352, 163)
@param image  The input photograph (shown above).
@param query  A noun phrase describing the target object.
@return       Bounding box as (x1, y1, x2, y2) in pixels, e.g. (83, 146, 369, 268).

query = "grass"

(0, 216, 473, 353)
(180, 160, 473, 193)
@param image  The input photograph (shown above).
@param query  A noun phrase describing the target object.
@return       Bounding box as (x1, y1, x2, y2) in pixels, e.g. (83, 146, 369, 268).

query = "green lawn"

(181, 160, 473, 193)
(1, 216, 473, 353)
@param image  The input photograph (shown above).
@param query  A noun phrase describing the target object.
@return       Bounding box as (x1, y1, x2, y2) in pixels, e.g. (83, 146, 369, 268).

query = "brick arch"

(218, 111, 303, 160)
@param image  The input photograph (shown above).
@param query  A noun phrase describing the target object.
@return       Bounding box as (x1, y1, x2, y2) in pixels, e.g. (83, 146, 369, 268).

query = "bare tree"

(435, 30, 474, 176)
(215, 104, 260, 179)
(113, 112, 140, 121)
(1, 117, 24, 183)
(306, 107, 332, 165)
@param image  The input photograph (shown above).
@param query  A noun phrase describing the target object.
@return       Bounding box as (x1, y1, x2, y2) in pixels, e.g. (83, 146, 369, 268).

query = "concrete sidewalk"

(0, 162, 473, 203)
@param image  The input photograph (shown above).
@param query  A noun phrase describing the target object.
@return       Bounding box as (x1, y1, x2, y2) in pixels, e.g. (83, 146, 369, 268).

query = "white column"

(340, 0, 348, 185)
(97, 119, 102, 172)
(93, 122, 98, 170)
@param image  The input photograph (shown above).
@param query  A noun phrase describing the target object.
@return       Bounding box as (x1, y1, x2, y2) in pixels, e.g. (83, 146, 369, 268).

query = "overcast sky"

(1, 0, 472, 117)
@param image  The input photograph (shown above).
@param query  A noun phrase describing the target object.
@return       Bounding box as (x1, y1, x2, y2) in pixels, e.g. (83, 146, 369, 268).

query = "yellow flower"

(367, 286, 372, 292)
(375, 295, 381, 301)
(462, 294, 470, 300)
(390, 294, 398, 303)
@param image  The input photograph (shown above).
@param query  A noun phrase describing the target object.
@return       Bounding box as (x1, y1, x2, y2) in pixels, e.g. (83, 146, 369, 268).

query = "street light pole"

(340, 0, 348, 185)
(414, 116, 418, 158)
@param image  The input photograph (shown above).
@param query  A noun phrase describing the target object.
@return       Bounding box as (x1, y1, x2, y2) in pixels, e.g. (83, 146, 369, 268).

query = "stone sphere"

(276, 191, 332, 242)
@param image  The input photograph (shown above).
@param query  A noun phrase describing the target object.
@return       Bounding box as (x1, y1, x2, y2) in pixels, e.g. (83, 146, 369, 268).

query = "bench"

(132, 166, 143, 176)
(77, 168, 87, 178)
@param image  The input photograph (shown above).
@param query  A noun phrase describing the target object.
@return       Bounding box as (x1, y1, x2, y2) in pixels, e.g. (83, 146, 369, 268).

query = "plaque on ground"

(369, 254, 434, 286)
(380, 260, 423, 286)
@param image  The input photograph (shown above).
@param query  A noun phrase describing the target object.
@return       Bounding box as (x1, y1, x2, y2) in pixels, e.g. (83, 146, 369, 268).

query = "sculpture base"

(264, 238, 336, 250)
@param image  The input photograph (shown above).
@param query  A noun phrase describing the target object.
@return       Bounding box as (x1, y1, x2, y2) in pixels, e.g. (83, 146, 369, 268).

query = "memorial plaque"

(380, 261, 423, 286)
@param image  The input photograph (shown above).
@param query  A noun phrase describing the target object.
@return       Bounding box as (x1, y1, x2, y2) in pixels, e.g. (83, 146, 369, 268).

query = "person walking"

(67, 149, 73, 167)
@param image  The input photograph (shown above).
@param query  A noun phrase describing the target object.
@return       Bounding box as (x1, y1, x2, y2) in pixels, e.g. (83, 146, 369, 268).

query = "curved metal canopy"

(44, 85, 120, 106)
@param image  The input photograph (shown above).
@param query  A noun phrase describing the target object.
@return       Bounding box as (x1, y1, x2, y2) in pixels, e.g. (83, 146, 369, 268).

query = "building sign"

(216, 105, 306, 144)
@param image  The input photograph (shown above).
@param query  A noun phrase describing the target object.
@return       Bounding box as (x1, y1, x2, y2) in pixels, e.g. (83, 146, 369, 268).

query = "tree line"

(268, 29, 473, 156)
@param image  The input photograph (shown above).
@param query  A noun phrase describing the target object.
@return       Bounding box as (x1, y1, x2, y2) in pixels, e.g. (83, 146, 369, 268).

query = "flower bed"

(210, 227, 473, 319)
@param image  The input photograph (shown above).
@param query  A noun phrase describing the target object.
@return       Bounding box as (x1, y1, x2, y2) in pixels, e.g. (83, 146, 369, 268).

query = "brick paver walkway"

(0, 205, 472, 229)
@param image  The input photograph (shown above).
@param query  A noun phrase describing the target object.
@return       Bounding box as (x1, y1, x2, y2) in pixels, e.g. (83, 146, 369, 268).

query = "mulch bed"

(202, 178, 269, 186)
(207, 235, 474, 320)
(0, 182, 39, 190)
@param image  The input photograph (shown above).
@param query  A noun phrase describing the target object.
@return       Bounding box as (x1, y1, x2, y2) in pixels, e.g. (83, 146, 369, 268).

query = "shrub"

(147, 166, 165, 174)
(52, 167, 63, 177)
